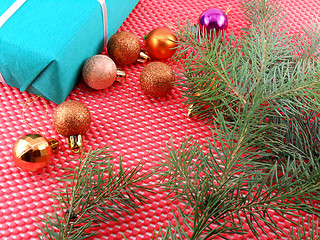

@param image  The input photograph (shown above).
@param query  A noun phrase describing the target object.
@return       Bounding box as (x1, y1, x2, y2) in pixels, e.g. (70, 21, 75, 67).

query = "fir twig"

(157, 135, 320, 239)
(38, 147, 153, 240)
(287, 216, 320, 240)
(159, 0, 320, 238)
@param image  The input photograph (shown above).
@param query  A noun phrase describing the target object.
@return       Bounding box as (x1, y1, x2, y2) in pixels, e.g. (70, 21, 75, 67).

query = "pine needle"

(38, 147, 154, 240)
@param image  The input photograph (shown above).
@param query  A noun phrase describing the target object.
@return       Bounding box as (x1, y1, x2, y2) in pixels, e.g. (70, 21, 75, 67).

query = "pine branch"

(159, 0, 320, 238)
(292, 20, 320, 60)
(259, 109, 320, 161)
(38, 147, 154, 240)
(287, 216, 320, 240)
(157, 133, 320, 239)
(174, 0, 320, 123)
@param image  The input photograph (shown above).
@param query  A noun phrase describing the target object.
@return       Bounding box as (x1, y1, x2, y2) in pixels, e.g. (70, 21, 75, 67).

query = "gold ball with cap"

(12, 134, 59, 171)
(52, 100, 91, 153)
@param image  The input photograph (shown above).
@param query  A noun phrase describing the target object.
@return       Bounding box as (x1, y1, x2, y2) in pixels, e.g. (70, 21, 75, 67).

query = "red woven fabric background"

(0, 0, 319, 239)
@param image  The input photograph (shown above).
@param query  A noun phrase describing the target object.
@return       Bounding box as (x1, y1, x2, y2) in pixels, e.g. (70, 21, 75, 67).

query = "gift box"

(0, 0, 139, 104)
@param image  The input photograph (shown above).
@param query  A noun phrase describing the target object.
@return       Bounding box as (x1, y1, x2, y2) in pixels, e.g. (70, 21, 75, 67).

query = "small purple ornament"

(199, 8, 228, 33)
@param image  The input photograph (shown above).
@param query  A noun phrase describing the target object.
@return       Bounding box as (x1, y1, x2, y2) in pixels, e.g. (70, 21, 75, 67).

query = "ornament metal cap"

(116, 69, 127, 82)
(187, 104, 196, 118)
(66, 135, 83, 153)
(48, 138, 59, 151)
(137, 49, 151, 63)
(187, 91, 202, 118)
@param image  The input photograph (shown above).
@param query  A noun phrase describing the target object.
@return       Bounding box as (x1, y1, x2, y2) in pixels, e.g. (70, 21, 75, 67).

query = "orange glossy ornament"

(145, 27, 178, 59)
(53, 100, 91, 153)
(12, 134, 59, 172)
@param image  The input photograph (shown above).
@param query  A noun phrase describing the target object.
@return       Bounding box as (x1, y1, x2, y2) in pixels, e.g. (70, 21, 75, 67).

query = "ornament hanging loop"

(22, 95, 48, 135)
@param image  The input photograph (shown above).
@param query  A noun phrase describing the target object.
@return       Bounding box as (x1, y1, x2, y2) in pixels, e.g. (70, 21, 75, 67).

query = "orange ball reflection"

(145, 27, 178, 59)
(12, 134, 58, 172)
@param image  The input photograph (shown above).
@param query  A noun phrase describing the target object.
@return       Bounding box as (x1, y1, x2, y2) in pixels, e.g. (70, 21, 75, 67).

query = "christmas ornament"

(145, 27, 178, 59)
(12, 134, 59, 172)
(53, 100, 91, 153)
(187, 80, 219, 118)
(107, 31, 149, 66)
(199, 8, 228, 35)
(82, 55, 126, 90)
(139, 62, 174, 97)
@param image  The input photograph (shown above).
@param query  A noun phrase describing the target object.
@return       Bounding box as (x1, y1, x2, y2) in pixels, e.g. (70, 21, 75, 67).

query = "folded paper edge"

(0, 72, 4, 83)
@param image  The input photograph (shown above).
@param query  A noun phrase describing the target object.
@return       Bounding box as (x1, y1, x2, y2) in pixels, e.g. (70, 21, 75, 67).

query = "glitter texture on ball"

(52, 100, 91, 138)
(139, 62, 174, 97)
(107, 31, 141, 66)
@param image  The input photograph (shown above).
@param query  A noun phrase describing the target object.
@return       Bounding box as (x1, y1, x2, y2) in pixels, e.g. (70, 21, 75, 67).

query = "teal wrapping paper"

(0, 0, 139, 104)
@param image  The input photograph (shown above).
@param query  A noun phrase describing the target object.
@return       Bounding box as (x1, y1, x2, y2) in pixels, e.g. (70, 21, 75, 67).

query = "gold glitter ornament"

(12, 134, 59, 172)
(82, 55, 126, 90)
(145, 27, 178, 60)
(139, 62, 174, 97)
(52, 100, 91, 153)
(107, 31, 149, 66)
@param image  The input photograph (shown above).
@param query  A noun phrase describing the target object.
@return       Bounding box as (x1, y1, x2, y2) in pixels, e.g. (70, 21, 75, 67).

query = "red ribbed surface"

(0, 0, 319, 239)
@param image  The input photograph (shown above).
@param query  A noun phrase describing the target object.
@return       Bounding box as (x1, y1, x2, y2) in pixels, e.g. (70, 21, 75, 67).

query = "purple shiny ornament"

(199, 8, 228, 33)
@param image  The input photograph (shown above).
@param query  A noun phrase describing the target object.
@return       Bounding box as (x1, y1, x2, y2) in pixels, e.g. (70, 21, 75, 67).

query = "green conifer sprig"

(38, 147, 153, 240)
(288, 216, 320, 240)
(158, 0, 320, 238)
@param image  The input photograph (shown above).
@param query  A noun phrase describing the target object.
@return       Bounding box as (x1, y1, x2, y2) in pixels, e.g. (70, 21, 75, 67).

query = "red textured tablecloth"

(0, 0, 319, 239)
